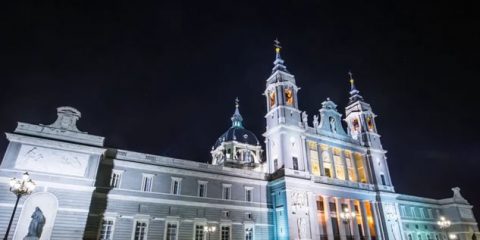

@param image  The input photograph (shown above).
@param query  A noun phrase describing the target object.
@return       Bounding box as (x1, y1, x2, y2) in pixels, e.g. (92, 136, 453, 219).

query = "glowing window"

(269, 91, 276, 107)
(284, 88, 294, 105)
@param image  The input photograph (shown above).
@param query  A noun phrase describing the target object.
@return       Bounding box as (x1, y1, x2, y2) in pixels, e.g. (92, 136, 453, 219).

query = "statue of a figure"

(330, 117, 337, 133)
(302, 111, 308, 125)
(24, 207, 45, 240)
(313, 115, 319, 127)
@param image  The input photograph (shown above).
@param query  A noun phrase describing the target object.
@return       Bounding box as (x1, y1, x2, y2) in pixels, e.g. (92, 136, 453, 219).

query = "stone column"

(370, 201, 383, 240)
(308, 192, 320, 239)
(323, 196, 335, 240)
(336, 197, 347, 240)
(360, 200, 371, 240)
(341, 150, 349, 181)
(361, 154, 371, 184)
(302, 136, 308, 172)
(318, 144, 325, 176)
(350, 199, 361, 240)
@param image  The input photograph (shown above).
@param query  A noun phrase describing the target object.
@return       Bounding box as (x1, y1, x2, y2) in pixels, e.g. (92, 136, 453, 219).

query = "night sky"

(1, 2, 479, 218)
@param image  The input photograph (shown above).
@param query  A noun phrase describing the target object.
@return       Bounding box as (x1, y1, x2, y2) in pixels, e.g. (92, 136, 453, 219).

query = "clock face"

(284, 88, 293, 105)
(269, 91, 276, 107)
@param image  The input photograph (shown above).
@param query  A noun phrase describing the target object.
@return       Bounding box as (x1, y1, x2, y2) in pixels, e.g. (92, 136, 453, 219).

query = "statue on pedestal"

(24, 207, 45, 240)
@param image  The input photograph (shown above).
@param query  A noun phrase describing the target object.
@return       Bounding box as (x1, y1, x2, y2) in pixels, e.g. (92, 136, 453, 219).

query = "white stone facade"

(0, 47, 478, 240)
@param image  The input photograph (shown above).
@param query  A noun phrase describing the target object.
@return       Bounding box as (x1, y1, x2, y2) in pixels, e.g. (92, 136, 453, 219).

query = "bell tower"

(264, 40, 305, 174)
(344, 72, 394, 189)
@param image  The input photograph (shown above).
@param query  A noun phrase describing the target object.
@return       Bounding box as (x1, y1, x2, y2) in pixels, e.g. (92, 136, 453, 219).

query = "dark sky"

(1, 1, 479, 218)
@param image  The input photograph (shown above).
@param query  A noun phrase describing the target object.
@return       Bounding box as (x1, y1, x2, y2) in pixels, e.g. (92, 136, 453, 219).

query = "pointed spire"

(272, 38, 289, 74)
(231, 97, 244, 128)
(348, 71, 364, 104)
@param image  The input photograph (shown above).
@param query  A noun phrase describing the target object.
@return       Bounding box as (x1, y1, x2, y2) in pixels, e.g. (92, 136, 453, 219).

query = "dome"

(213, 98, 260, 149)
(214, 126, 260, 149)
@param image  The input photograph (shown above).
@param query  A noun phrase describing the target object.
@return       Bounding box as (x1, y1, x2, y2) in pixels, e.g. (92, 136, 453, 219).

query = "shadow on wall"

(82, 149, 116, 239)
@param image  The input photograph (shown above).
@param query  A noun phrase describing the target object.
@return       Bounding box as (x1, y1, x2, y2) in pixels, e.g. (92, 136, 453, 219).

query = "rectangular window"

(317, 198, 325, 212)
(133, 220, 148, 240)
(380, 174, 386, 185)
(329, 202, 337, 213)
(141, 174, 153, 192)
(99, 219, 114, 240)
(273, 159, 278, 170)
(428, 209, 433, 219)
(322, 151, 332, 178)
(221, 226, 231, 240)
(292, 157, 299, 170)
(171, 178, 182, 195)
(195, 224, 205, 240)
(333, 152, 345, 180)
(411, 207, 416, 218)
(198, 181, 207, 197)
(223, 185, 231, 200)
(308, 141, 320, 176)
(245, 188, 252, 202)
(401, 206, 406, 217)
(354, 153, 367, 183)
(165, 222, 178, 240)
(245, 226, 254, 240)
(345, 152, 357, 182)
(110, 170, 122, 188)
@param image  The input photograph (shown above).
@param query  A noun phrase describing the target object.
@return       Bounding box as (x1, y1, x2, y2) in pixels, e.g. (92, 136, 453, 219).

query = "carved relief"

(291, 192, 307, 211)
(459, 208, 474, 219)
(297, 218, 307, 239)
(15, 145, 89, 177)
(384, 204, 401, 240)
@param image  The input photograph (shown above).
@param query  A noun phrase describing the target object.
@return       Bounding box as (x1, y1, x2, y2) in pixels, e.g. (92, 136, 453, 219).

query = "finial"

(231, 97, 243, 128)
(348, 71, 355, 90)
(274, 38, 281, 54)
(271, 38, 289, 74)
(347, 70, 364, 104)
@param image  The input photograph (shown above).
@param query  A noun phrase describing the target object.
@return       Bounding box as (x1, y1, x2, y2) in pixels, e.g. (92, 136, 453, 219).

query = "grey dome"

(213, 99, 260, 149)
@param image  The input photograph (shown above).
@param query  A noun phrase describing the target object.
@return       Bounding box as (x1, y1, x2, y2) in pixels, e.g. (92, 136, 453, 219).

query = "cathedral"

(0, 42, 478, 240)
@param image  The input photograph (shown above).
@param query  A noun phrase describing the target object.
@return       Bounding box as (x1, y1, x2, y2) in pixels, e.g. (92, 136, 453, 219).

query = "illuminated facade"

(0, 44, 478, 240)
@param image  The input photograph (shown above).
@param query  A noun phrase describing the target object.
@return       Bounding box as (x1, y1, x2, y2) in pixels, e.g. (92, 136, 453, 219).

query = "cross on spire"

(347, 71, 364, 104)
(274, 38, 282, 53)
(231, 97, 243, 128)
(272, 38, 288, 74)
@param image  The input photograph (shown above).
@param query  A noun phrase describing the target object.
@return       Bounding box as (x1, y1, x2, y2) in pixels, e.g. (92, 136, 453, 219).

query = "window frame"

(222, 184, 232, 200)
(171, 177, 182, 195)
(164, 220, 179, 240)
(245, 187, 253, 202)
(131, 218, 149, 240)
(197, 180, 208, 198)
(98, 217, 116, 240)
(193, 222, 206, 240)
(110, 169, 124, 188)
(244, 223, 255, 240)
(219, 224, 232, 240)
(141, 173, 154, 192)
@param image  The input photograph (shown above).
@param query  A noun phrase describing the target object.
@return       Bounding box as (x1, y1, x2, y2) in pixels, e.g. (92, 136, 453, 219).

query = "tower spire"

(348, 71, 364, 104)
(231, 97, 243, 128)
(272, 38, 288, 74)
